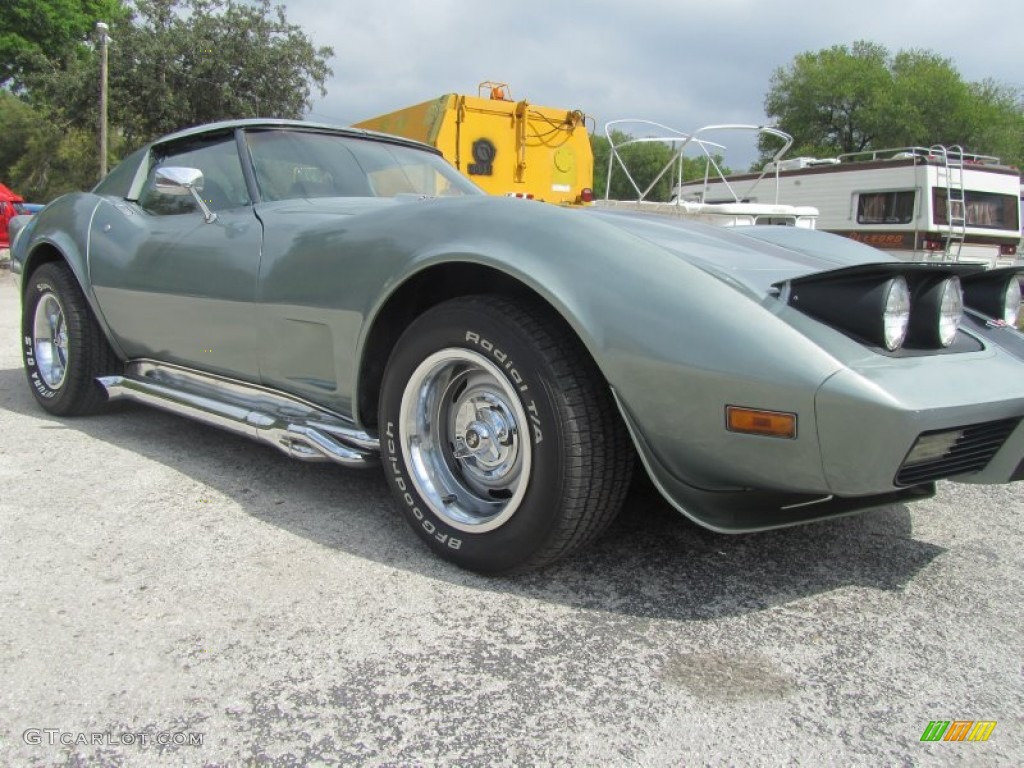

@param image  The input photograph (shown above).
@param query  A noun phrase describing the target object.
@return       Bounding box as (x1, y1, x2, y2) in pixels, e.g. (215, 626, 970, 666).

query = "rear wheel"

(22, 263, 120, 415)
(379, 295, 633, 573)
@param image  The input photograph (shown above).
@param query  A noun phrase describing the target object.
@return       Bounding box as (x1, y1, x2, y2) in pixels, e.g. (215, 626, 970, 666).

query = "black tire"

(379, 295, 633, 573)
(22, 262, 120, 416)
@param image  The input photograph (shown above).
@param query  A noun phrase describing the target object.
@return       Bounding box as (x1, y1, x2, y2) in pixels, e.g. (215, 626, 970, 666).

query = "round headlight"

(937, 277, 964, 346)
(1003, 277, 1021, 326)
(883, 277, 911, 351)
(962, 272, 1023, 325)
(907, 276, 964, 348)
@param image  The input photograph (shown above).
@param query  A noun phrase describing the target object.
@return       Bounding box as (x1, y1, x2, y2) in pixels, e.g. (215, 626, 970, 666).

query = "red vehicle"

(1, 183, 31, 249)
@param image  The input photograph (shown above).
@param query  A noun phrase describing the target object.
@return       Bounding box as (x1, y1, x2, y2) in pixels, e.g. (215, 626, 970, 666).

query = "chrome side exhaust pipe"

(98, 361, 379, 468)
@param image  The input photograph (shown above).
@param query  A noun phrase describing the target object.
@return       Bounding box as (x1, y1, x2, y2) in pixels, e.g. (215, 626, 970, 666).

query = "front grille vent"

(895, 418, 1020, 486)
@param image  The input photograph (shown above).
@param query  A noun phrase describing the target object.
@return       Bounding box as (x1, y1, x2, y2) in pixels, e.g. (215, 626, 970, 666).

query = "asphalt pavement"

(0, 267, 1021, 767)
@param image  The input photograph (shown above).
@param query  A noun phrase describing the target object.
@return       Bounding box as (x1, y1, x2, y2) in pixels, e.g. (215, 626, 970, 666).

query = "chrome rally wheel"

(400, 348, 531, 533)
(379, 295, 633, 573)
(32, 291, 70, 390)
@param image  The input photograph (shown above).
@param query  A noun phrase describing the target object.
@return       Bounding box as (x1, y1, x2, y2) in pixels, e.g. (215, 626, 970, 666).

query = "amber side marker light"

(726, 406, 798, 439)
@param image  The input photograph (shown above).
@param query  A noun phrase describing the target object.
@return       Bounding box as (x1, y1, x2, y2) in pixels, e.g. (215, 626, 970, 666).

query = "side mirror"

(154, 166, 217, 223)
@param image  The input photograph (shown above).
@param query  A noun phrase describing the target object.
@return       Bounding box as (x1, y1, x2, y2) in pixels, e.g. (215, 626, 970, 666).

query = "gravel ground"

(0, 267, 1021, 767)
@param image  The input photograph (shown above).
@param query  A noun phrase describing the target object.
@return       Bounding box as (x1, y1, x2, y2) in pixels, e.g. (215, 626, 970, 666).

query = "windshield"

(245, 129, 482, 201)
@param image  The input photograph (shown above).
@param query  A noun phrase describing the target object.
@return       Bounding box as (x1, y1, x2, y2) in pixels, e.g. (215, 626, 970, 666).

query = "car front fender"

(14, 193, 127, 361)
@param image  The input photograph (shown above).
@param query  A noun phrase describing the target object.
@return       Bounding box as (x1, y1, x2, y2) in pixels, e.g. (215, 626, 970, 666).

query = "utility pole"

(96, 22, 110, 178)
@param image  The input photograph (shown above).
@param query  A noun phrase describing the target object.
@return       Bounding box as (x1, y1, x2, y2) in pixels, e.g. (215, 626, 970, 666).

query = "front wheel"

(22, 262, 120, 415)
(379, 295, 633, 573)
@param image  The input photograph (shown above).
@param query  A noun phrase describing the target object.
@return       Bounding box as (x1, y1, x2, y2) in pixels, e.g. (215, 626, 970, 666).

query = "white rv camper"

(674, 145, 1021, 267)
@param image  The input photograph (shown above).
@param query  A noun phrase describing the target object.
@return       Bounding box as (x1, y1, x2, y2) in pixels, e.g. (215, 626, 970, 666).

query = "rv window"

(933, 189, 1021, 231)
(857, 191, 915, 224)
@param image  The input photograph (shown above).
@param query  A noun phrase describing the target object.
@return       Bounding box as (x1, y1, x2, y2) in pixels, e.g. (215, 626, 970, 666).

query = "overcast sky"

(286, 0, 1022, 168)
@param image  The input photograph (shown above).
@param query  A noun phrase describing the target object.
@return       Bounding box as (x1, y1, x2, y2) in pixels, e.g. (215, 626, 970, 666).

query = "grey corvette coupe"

(10, 119, 1024, 572)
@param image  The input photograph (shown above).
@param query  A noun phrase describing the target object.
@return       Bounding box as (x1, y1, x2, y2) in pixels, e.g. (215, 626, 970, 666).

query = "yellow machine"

(353, 82, 593, 206)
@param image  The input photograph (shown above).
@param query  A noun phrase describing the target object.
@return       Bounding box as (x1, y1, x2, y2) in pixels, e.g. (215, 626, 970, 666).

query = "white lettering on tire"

(464, 330, 544, 445)
(385, 421, 461, 549)
(24, 336, 55, 399)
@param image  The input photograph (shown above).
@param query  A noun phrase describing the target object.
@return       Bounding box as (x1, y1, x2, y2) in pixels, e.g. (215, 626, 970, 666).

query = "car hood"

(253, 195, 893, 299)
(584, 209, 896, 296)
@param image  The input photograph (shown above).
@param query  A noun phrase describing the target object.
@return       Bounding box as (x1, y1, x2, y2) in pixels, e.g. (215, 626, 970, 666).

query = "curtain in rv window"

(932, 189, 1020, 231)
(857, 191, 916, 225)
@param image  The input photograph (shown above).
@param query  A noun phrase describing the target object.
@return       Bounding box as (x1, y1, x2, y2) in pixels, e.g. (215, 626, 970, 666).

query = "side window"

(857, 191, 915, 224)
(935, 188, 1020, 230)
(244, 129, 482, 202)
(138, 135, 250, 215)
(347, 140, 460, 197)
(246, 130, 373, 201)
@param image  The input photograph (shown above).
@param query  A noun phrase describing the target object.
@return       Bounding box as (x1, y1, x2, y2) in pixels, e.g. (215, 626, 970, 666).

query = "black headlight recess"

(788, 275, 910, 351)
(961, 269, 1023, 326)
(906, 276, 963, 348)
(777, 263, 982, 352)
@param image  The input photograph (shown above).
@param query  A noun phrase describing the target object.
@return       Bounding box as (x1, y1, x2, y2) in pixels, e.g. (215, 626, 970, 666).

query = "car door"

(89, 131, 264, 381)
(243, 128, 398, 412)
(241, 128, 479, 414)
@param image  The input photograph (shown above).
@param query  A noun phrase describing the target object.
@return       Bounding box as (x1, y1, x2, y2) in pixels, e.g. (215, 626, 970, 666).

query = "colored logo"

(920, 721, 996, 742)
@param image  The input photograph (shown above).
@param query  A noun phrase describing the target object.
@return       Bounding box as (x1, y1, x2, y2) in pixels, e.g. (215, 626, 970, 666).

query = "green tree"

(105, 0, 335, 147)
(964, 79, 1024, 166)
(763, 41, 892, 158)
(885, 49, 976, 146)
(591, 131, 729, 202)
(761, 41, 1024, 166)
(0, 91, 101, 201)
(19, 0, 334, 187)
(0, 0, 126, 90)
(0, 91, 38, 175)
(11, 124, 101, 201)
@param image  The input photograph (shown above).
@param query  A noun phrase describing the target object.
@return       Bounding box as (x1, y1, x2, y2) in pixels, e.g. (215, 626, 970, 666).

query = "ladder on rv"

(931, 145, 967, 261)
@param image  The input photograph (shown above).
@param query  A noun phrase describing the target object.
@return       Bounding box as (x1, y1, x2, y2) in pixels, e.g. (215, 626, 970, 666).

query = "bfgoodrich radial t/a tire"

(22, 262, 120, 416)
(379, 295, 633, 573)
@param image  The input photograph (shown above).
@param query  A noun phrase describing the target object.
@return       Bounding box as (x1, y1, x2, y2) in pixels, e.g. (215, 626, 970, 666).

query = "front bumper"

(815, 345, 1024, 495)
(618, 334, 1024, 533)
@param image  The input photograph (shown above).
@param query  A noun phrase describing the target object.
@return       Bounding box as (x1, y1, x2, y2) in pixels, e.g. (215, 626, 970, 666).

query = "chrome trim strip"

(780, 495, 834, 510)
(98, 360, 379, 468)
